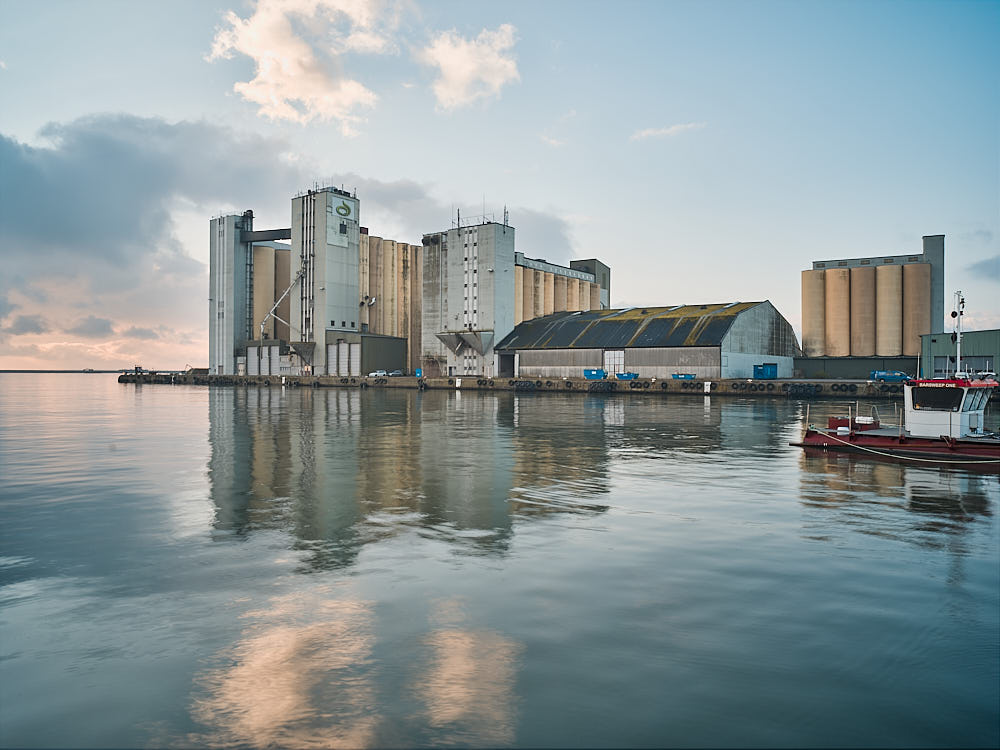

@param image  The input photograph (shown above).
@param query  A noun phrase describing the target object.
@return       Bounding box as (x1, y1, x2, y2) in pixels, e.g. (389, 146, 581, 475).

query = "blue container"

(415, 368, 423, 378)
(672, 373, 696, 380)
(583, 369, 607, 380)
(615, 372, 638, 380)
(753, 363, 778, 379)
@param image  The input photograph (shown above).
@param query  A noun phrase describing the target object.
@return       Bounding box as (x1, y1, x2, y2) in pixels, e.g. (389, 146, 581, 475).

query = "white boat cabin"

(905, 379, 996, 439)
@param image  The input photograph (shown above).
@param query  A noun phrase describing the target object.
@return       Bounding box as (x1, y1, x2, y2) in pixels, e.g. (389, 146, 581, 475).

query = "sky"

(0, 0, 997, 370)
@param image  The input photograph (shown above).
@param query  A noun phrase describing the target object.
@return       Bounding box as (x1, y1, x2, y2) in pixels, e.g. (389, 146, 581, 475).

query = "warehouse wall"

(517, 348, 602, 377)
(514, 346, 721, 379)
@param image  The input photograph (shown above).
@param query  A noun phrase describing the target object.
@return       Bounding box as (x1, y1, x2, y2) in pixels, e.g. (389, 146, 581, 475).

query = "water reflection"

(189, 590, 378, 748)
(798, 451, 995, 553)
(414, 599, 522, 746)
(207, 389, 622, 568)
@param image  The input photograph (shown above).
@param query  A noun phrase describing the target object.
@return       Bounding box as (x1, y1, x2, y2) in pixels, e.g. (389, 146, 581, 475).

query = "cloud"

(506, 208, 573, 264)
(0, 114, 307, 368)
(120, 326, 161, 340)
(66, 316, 115, 338)
(332, 173, 574, 262)
(4, 314, 49, 335)
(630, 122, 707, 141)
(418, 24, 519, 110)
(967, 255, 1000, 282)
(0, 114, 577, 368)
(0, 60, 7, 71)
(207, 0, 407, 134)
(539, 135, 565, 147)
(0, 116, 303, 284)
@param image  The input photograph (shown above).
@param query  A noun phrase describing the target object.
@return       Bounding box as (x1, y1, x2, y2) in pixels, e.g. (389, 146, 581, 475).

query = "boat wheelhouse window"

(911, 387, 963, 411)
(962, 391, 978, 412)
(969, 388, 991, 411)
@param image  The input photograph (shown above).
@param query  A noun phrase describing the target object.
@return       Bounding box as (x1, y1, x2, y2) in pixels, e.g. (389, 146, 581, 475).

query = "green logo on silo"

(336, 201, 351, 217)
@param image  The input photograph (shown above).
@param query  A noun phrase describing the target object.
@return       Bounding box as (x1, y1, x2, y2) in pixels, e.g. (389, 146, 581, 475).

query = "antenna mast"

(953, 291, 965, 377)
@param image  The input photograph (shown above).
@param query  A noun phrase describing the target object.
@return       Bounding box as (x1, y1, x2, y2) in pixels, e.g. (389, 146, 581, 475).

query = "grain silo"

(801, 269, 826, 356)
(532, 270, 545, 319)
(824, 268, 851, 357)
(553, 275, 567, 313)
(902, 263, 931, 356)
(875, 264, 903, 356)
(514, 265, 524, 325)
(849, 266, 876, 356)
(567, 276, 580, 311)
(521, 267, 535, 323)
(543, 272, 555, 315)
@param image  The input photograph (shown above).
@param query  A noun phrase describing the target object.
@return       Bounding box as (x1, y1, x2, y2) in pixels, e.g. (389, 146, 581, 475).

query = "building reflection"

(206, 389, 817, 571)
(206, 388, 617, 571)
(797, 450, 994, 581)
(799, 452, 993, 522)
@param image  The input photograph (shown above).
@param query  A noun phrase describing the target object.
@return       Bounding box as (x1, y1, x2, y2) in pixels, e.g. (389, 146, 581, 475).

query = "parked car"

(870, 370, 912, 383)
(367, 370, 387, 377)
(389, 370, 404, 376)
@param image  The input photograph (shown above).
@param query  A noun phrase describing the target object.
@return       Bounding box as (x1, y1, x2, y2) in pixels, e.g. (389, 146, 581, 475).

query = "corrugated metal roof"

(496, 302, 763, 350)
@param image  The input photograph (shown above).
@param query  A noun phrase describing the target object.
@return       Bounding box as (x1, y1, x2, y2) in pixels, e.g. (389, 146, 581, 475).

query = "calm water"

(1, 374, 997, 748)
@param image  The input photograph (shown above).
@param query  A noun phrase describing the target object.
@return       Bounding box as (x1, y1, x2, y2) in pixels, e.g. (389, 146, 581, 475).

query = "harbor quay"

(118, 372, 922, 400)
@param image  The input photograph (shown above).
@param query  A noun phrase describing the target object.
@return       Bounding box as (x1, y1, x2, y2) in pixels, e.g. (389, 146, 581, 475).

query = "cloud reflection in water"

(189, 591, 377, 748)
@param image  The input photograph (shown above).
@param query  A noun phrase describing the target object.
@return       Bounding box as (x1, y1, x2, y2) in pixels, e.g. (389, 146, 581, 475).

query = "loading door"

(603, 349, 624, 376)
(349, 343, 361, 375)
(337, 341, 350, 376)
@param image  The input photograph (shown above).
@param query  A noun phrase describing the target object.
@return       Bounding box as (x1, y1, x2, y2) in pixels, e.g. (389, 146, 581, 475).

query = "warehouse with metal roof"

(494, 301, 799, 379)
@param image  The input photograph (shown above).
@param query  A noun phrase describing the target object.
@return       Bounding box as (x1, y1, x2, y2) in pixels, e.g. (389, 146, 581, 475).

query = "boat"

(791, 377, 999, 467)
(791, 291, 1000, 468)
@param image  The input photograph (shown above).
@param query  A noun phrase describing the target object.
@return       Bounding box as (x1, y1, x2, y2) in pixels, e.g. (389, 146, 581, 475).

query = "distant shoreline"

(0, 370, 128, 374)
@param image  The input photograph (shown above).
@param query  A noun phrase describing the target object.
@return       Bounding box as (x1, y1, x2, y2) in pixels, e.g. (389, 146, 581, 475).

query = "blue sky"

(0, 0, 997, 368)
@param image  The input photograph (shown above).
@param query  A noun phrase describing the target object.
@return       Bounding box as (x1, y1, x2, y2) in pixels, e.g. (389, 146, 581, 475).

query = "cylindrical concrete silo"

(514, 265, 524, 325)
(589, 282, 600, 310)
(875, 264, 903, 356)
(543, 272, 555, 315)
(533, 271, 545, 319)
(902, 263, 931, 357)
(824, 268, 851, 357)
(567, 277, 580, 311)
(521, 267, 535, 323)
(801, 269, 826, 356)
(553, 275, 567, 313)
(849, 266, 876, 356)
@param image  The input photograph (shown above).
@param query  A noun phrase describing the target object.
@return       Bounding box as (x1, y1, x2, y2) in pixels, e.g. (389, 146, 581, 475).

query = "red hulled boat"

(791, 377, 1000, 469)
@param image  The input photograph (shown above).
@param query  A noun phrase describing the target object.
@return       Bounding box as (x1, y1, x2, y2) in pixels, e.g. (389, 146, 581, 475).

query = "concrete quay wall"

(118, 372, 919, 400)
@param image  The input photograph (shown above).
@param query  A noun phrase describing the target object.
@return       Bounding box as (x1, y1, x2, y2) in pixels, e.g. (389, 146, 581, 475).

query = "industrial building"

(359, 229, 423, 373)
(420, 219, 610, 377)
(209, 189, 421, 376)
(801, 235, 944, 359)
(209, 210, 293, 375)
(513, 254, 607, 325)
(495, 302, 798, 379)
(920, 329, 999, 378)
(211, 194, 609, 379)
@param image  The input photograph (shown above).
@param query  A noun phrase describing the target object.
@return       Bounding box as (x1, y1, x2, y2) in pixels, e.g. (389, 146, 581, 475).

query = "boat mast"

(951, 291, 965, 376)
